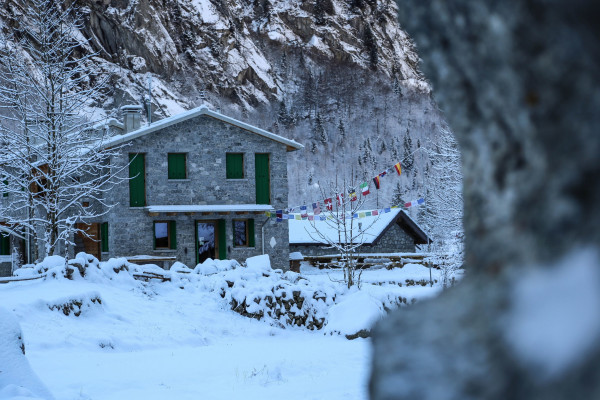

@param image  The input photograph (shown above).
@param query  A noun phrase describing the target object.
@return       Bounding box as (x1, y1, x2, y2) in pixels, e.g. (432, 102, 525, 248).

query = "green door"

(255, 154, 270, 205)
(129, 153, 146, 207)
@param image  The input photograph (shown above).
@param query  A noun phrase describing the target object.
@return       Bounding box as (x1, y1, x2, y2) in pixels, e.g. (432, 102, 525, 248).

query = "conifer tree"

(363, 23, 378, 70)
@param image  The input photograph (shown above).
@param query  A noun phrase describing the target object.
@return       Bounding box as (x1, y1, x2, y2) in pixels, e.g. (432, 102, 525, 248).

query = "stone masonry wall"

(290, 222, 416, 257)
(105, 114, 293, 269)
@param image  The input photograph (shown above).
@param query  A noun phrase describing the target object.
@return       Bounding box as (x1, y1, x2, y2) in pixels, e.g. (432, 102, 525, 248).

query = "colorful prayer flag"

(300, 205, 308, 218)
(312, 202, 321, 215)
(283, 214, 289, 219)
(360, 182, 370, 196)
(366, 211, 372, 217)
(372, 210, 379, 216)
(324, 198, 333, 211)
(384, 207, 391, 213)
(359, 212, 366, 218)
(295, 215, 301, 220)
(394, 162, 402, 175)
(379, 171, 387, 178)
(404, 198, 425, 208)
(276, 210, 283, 218)
(308, 215, 314, 221)
(373, 175, 381, 189)
(349, 191, 357, 202)
(353, 213, 359, 219)
(337, 193, 344, 205)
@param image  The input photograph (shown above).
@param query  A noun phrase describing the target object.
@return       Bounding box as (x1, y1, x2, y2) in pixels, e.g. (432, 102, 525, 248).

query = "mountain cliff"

(1, 0, 446, 207)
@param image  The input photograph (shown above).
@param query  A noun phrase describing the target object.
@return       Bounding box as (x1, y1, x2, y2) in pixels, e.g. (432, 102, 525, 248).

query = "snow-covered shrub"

(194, 258, 239, 275)
(209, 258, 338, 330)
(46, 293, 103, 317)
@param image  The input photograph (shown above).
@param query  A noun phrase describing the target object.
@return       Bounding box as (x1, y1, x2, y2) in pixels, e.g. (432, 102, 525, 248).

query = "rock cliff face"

(75, 0, 427, 109)
(0, 0, 444, 206)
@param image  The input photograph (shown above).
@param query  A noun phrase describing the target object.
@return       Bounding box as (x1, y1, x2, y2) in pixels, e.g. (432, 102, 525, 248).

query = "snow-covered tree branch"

(0, 0, 127, 260)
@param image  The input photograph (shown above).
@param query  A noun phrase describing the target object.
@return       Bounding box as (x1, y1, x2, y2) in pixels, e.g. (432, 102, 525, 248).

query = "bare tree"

(0, 0, 125, 260)
(307, 176, 380, 288)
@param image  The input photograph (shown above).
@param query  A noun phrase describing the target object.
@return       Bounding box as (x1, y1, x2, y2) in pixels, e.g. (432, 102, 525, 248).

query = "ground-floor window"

(0, 232, 10, 255)
(154, 221, 176, 250)
(233, 219, 255, 248)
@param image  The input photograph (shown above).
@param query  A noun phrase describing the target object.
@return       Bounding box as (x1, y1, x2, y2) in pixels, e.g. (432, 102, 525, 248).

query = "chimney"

(120, 105, 143, 133)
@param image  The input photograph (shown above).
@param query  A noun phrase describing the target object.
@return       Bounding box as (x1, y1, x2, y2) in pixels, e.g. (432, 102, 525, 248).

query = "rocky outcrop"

(371, 1, 600, 399)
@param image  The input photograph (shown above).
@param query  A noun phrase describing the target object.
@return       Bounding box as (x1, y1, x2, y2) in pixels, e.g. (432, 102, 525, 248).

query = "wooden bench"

(125, 256, 177, 270)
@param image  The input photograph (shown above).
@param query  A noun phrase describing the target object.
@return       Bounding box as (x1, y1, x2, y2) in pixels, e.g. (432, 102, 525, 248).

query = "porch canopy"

(145, 204, 274, 216)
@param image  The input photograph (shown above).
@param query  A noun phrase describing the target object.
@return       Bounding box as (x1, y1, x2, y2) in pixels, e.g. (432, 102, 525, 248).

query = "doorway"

(74, 223, 101, 260)
(196, 221, 217, 264)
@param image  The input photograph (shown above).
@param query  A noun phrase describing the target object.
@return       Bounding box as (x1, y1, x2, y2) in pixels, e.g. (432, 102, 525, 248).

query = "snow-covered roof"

(288, 209, 429, 245)
(146, 204, 274, 213)
(102, 105, 303, 151)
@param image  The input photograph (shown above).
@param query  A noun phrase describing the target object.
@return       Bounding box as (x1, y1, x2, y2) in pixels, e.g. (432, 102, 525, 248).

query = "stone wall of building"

(104, 114, 293, 269)
(0, 261, 11, 277)
(290, 222, 417, 257)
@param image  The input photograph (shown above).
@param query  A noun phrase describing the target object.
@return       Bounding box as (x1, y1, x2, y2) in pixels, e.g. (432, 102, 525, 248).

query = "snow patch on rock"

(505, 248, 600, 379)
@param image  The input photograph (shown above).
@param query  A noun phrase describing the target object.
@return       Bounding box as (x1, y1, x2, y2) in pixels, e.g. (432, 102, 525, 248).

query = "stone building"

(72, 105, 302, 269)
(288, 208, 429, 256)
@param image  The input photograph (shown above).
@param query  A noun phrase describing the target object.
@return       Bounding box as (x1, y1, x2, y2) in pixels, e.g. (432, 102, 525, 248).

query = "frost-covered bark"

(371, 1, 600, 399)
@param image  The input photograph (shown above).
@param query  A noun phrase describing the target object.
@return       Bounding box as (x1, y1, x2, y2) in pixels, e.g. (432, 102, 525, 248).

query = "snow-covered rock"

(324, 291, 386, 339)
(0, 307, 54, 399)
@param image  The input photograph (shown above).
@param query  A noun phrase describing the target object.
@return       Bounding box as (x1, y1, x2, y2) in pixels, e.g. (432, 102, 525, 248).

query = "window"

(233, 219, 255, 247)
(154, 221, 177, 250)
(100, 222, 109, 253)
(226, 153, 244, 179)
(0, 232, 9, 255)
(129, 153, 146, 207)
(255, 153, 270, 204)
(168, 153, 187, 179)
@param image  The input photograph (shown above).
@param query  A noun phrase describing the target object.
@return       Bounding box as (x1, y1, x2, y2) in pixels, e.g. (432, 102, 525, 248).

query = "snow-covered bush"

(46, 293, 103, 317)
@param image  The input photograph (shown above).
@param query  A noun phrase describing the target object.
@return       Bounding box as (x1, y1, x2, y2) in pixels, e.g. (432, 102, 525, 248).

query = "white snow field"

(0, 254, 450, 400)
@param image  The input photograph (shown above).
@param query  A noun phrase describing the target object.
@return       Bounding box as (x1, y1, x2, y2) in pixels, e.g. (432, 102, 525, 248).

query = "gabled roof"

(102, 105, 303, 151)
(289, 209, 429, 246)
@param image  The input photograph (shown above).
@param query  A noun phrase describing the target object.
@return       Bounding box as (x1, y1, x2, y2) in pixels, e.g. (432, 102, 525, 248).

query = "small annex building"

(288, 208, 429, 257)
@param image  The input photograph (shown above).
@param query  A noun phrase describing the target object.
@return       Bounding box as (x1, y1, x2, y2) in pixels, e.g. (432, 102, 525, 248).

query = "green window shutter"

(218, 219, 227, 260)
(129, 153, 146, 207)
(100, 222, 109, 252)
(231, 220, 237, 247)
(248, 218, 255, 247)
(2, 180, 8, 197)
(168, 154, 186, 179)
(0, 233, 10, 255)
(169, 221, 177, 249)
(255, 154, 270, 204)
(152, 221, 157, 250)
(226, 153, 243, 179)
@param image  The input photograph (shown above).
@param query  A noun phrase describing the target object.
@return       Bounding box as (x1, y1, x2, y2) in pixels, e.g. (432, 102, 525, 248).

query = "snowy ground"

(0, 256, 452, 400)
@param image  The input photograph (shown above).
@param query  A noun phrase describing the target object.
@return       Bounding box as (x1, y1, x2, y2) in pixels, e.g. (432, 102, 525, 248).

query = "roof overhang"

(102, 106, 303, 151)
